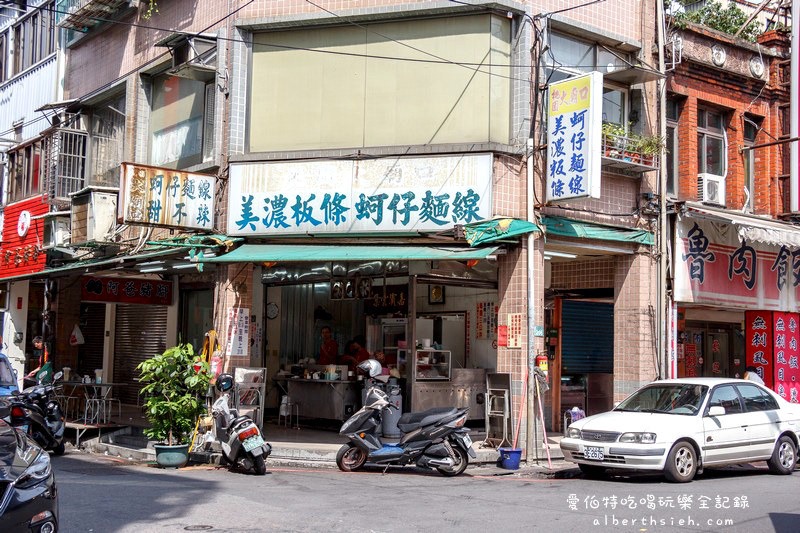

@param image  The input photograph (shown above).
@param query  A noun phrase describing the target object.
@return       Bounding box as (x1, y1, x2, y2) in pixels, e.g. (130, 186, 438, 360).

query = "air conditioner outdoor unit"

(70, 188, 119, 246)
(697, 173, 726, 206)
(42, 213, 71, 250)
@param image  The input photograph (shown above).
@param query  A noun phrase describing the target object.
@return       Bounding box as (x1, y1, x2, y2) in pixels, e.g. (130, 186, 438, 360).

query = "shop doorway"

(77, 303, 106, 377)
(682, 322, 744, 378)
(180, 289, 213, 353)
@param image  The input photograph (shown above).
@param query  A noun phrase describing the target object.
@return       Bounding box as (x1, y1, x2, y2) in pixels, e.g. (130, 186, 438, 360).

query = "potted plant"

(137, 344, 211, 468)
(601, 122, 628, 159)
(637, 134, 666, 166)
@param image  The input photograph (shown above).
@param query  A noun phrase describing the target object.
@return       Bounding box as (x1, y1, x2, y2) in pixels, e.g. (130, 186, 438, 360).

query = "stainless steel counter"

(410, 368, 486, 420)
(286, 379, 361, 421)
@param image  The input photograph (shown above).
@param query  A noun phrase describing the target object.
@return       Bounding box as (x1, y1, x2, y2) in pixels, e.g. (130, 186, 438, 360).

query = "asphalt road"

(54, 450, 800, 532)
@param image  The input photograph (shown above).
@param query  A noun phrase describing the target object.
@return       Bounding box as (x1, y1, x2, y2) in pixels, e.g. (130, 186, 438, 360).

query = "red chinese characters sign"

(81, 277, 173, 306)
(745, 311, 773, 388)
(676, 217, 800, 311)
(773, 312, 800, 403)
(0, 197, 49, 278)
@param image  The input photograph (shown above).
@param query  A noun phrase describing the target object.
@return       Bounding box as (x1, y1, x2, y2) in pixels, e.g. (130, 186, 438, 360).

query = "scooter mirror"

(53, 371, 63, 381)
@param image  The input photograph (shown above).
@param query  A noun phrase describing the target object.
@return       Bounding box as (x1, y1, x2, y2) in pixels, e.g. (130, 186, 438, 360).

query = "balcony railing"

(57, 0, 131, 32)
(601, 133, 660, 174)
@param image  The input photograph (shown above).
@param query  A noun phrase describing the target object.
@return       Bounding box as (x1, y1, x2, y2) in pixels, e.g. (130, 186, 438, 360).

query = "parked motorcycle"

(337, 360, 476, 476)
(9, 371, 66, 455)
(211, 373, 272, 475)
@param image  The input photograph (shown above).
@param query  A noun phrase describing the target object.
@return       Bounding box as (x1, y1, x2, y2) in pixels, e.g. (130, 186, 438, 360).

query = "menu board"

(745, 310, 773, 388)
(773, 312, 800, 403)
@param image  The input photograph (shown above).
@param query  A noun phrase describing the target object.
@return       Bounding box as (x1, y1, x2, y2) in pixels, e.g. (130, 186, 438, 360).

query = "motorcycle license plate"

(584, 446, 604, 461)
(242, 434, 265, 452)
(458, 434, 473, 448)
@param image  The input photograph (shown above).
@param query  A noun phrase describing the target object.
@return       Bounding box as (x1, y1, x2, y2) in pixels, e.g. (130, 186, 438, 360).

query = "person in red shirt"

(318, 326, 338, 366)
(350, 336, 371, 364)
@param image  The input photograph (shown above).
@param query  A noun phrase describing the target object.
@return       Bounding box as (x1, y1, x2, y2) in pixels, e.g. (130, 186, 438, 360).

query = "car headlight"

(15, 451, 52, 489)
(619, 432, 657, 444)
(567, 427, 581, 438)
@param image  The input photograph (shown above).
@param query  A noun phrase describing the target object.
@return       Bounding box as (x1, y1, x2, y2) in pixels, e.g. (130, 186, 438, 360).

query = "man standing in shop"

(318, 326, 339, 365)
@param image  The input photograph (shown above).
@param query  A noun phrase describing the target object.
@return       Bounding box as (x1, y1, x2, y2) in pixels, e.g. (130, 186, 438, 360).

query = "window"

(742, 117, 760, 212)
(707, 385, 743, 414)
(7, 140, 43, 203)
(0, 32, 7, 84)
(150, 74, 214, 168)
(666, 97, 680, 196)
(10, 1, 56, 77)
(250, 14, 511, 151)
(87, 93, 126, 186)
(697, 107, 726, 176)
(736, 384, 778, 412)
(545, 32, 631, 132)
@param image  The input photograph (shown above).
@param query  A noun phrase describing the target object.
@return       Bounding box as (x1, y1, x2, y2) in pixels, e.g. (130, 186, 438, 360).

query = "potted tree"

(137, 344, 211, 468)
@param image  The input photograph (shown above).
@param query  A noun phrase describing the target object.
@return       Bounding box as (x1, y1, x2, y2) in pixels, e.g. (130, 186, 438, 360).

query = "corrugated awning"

(463, 218, 539, 246)
(542, 215, 654, 246)
(681, 202, 800, 247)
(200, 244, 499, 263)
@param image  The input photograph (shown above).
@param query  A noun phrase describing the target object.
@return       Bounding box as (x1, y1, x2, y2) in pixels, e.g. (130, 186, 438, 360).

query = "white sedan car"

(560, 378, 800, 482)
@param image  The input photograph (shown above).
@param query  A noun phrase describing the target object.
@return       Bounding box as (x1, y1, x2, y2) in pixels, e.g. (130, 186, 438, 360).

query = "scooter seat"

(397, 407, 458, 433)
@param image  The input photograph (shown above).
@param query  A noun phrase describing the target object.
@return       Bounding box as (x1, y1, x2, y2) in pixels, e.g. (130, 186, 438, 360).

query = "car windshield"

(615, 384, 708, 415)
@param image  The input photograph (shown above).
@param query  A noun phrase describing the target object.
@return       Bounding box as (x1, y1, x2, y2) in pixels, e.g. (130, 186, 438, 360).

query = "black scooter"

(9, 371, 66, 455)
(336, 382, 476, 476)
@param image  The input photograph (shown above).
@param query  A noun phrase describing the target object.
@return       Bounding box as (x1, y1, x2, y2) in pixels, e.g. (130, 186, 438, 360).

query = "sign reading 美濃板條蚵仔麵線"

(226, 154, 493, 236)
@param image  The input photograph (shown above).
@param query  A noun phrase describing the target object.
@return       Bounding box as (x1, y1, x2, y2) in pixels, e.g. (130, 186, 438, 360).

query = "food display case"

(414, 349, 451, 381)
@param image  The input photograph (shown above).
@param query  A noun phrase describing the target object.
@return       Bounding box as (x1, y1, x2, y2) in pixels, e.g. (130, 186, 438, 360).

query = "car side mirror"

(707, 405, 725, 417)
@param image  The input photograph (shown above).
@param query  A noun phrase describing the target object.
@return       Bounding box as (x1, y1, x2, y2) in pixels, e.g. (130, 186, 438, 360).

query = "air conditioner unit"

(170, 36, 217, 81)
(42, 213, 71, 250)
(70, 188, 119, 246)
(697, 173, 726, 206)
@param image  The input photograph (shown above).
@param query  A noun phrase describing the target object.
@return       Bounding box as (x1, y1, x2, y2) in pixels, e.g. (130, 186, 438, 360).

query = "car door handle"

(741, 425, 748, 428)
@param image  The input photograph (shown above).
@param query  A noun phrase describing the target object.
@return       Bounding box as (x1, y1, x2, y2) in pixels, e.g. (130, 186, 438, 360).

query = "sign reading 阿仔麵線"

(546, 72, 602, 202)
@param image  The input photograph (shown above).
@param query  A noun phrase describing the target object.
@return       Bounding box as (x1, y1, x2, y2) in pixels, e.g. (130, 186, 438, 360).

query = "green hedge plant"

(137, 344, 210, 446)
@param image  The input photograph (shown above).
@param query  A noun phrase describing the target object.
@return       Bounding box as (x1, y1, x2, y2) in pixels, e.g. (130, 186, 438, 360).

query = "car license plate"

(584, 446, 604, 461)
(242, 434, 265, 452)
(458, 434, 473, 448)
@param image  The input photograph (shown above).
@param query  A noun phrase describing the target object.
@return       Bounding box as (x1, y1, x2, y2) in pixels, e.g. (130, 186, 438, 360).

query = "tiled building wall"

(549, 258, 615, 289)
(215, 263, 255, 370)
(613, 251, 658, 400)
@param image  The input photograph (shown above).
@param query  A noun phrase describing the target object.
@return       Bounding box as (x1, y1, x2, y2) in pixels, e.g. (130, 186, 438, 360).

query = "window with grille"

(10, 1, 56, 77)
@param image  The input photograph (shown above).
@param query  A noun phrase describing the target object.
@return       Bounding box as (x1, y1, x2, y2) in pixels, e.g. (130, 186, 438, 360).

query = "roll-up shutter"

(561, 300, 614, 374)
(77, 303, 106, 377)
(113, 304, 168, 404)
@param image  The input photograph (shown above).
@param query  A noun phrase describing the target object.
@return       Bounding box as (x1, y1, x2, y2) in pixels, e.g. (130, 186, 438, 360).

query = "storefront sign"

(545, 71, 602, 202)
(773, 312, 800, 403)
(0, 198, 49, 278)
(121, 163, 215, 231)
(364, 285, 408, 315)
(227, 154, 493, 236)
(226, 308, 250, 357)
(81, 276, 173, 305)
(675, 217, 800, 311)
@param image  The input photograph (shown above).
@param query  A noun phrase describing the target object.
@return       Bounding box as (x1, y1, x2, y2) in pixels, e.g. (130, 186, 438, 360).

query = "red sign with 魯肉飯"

(81, 276, 173, 306)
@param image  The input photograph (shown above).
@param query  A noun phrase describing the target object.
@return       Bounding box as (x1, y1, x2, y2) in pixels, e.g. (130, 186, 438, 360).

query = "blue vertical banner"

(546, 72, 602, 202)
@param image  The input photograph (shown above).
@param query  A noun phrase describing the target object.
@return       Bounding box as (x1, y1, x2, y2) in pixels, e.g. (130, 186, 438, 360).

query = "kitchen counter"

(285, 379, 361, 421)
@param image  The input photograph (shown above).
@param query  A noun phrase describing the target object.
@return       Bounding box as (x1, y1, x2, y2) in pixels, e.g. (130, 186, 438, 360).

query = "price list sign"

(507, 313, 523, 348)
(773, 312, 800, 403)
(745, 310, 773, 388)
(476, 302, 498, 340)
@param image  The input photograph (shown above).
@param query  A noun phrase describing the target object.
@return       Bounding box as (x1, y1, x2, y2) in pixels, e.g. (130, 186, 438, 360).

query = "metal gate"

(113, 304, 168, 405)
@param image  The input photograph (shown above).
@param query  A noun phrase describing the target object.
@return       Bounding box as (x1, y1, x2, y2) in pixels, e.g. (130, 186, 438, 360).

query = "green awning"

(542, 216, 654, 246)
(200, 244, 499, 263)
(463, 218, 540, 246)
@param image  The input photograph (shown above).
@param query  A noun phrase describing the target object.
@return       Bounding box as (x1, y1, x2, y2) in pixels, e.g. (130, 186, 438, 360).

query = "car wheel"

(578, 463, 605, 479)
(664, 441, 697, 483)
(767, 435, 797, 475)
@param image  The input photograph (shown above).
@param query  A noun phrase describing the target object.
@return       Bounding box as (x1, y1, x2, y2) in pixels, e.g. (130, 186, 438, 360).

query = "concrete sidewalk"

(85, 421, 571, 475)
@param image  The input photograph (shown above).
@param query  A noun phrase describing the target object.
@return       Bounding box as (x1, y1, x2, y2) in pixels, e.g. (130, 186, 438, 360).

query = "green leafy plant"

(637, 134, 667, 155)
(144, 0, 159, 19)
(670, 0, 763, 42)
(137, 344, 210, 446)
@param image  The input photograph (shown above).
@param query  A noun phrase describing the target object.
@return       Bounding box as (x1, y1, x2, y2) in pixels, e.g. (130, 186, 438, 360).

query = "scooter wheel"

(437, 446, 469, 477)
(336, 444, 367, 472)
(52, 442, 66, 456)
(253, 455, 267, 475)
